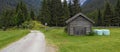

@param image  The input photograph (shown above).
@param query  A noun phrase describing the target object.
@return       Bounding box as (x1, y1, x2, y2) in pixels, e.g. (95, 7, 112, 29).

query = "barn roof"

(66, 13, 95, 24)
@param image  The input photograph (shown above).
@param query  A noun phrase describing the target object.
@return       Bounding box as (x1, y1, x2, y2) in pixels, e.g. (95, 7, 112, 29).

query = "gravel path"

(0, 30, 49, 52)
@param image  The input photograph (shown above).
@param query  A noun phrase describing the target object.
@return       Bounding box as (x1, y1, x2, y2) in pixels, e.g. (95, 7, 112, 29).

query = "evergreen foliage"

(103, 1, 113, 26)
(39, 0, 81, 26)
(0, 10, 14, 30)
(68, 0, 73, 17)
(96, 9, 103, 26)
(0, 0, 120, 29)
(87, 0, 120, 27)
(0, 1, 31, 30)
(72, 0, 81, 16)
(15, 1, 29, 26)
(30, 9, 36, 20)
(113, 0, 120, 26)
(39, 0, 51, 26)
(68, 0, 81, 17)
(60, 0, 70, 26)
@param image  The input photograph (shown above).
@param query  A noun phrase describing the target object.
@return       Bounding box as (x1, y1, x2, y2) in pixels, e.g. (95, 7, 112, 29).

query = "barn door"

(73, 26, 86, 35)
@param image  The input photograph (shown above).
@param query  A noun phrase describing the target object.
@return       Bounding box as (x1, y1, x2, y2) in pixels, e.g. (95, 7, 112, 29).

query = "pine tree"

(96, 9, 102, 26)
(22, 2, 29, 21)
(0, 10, 15, 30)
(114, 0, 120, 26)
(63, 0, 70, 19)
(50, 0, 63, 26)
(60, 0, 70, 26)
(39, 0, 51, 25)
(72, 0, 81, 16)
(30, 9, 36, 20)
(69, 0, 73, 17)
(15, 1, 29, 26)
(103, 1, 113, 26)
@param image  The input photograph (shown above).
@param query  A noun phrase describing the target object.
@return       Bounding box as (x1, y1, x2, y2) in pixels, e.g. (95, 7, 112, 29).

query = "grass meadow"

(42, 27, 120, 52)
(0, 29, 29, 49)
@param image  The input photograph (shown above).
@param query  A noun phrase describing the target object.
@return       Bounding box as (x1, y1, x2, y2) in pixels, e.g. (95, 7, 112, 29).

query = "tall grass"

(0, 29, 29, 49)
(42, 27, 120, 52)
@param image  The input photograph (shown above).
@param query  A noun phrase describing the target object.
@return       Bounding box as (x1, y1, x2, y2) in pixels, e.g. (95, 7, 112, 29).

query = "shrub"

(21, 20, 45, 29)
(64, 26, 67, 33)
(87, 32, 95, 36)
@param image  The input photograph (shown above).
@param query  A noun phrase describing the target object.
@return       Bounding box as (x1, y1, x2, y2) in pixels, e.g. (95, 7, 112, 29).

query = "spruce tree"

(39, 0, 51, 25)
(96, 9, 102, 26)
(22, 2, 29, 21)
(60, 0, 70, 26)
(114, 0, 120, 26)
(103, 1, 113, 26)
(69, 0, 73, 17)
(50, 0, 63, 26)
(0, 10, 14, 30)
(30, 10, 36, 20)
(63, 0, 70, 20)
(15, 1, 29, 26)
(72, 0, 81, 16)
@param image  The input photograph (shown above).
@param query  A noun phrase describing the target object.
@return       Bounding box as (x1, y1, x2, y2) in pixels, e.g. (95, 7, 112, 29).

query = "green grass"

(42, 27, 120, 52)
(0, 29, 29, 49)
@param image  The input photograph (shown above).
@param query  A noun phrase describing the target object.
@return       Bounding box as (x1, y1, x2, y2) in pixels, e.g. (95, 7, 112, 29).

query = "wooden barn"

(66, 13, 95, 35)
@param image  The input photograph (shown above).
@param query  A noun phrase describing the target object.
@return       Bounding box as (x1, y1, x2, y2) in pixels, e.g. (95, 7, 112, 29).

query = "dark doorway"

(73, 26, 86, 35)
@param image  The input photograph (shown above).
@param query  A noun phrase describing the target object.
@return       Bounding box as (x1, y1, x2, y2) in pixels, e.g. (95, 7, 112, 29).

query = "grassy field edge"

(41, 27, 120, 52)
(0, 29, 29, 49)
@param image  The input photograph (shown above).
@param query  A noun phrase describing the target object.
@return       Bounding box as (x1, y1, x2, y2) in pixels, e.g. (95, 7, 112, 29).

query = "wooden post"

(45, 23, 47, 31)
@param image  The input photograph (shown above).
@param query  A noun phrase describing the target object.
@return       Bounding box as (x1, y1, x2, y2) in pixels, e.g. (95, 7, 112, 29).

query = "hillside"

(0, 0, 42, 14)
(0, 0, 117, 15)
(82, 0, 116, 13)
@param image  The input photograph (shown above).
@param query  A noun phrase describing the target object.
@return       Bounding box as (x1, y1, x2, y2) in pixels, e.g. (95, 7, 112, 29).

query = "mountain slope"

(0, 0, 117, 15)
(82, 0, 116, 13)
(0, 0, 42, 14)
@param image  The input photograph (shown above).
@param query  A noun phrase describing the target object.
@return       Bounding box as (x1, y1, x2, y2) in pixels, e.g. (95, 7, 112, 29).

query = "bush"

(21, 20, 45, 29)
(64, 26, 67, 33)
(87, 32, 95, 36)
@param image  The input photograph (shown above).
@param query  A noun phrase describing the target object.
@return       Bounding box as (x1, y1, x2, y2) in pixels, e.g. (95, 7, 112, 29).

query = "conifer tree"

(50, 0, 63, 26)
(0, 10, 14, 30)
(30, 10, 36, 20)
(114, 0, 120, 26)
(60, 0, 70, 26)
(15, 1, 29, 26)
(96, 9, 102, 26)
(69, 0, 73, 17)
(72, 0, 81, 16)
(103, 1, 113, 26)
(63, 0, 70, 19)
(39, 0, 51, 25)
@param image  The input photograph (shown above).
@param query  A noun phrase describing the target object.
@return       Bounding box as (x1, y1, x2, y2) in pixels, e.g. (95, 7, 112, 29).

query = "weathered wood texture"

(66, 13, 94, 35)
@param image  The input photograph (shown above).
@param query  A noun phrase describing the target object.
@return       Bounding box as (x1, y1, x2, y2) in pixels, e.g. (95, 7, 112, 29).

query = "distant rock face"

(0, 0, 42, 14)
(80, 0, 87, 5)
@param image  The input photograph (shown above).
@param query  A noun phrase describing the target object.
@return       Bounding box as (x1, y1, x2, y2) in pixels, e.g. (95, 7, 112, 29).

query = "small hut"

(66, 13, 95, 35)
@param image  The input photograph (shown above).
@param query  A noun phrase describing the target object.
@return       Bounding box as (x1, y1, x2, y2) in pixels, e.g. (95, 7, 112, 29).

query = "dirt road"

(0, 30, 47, 52)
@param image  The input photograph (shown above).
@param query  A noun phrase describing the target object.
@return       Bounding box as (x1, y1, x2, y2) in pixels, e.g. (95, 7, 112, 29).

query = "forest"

(0, 0, 120, 30)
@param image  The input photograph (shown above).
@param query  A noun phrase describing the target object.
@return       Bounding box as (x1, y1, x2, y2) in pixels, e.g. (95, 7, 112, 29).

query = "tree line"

(0, 0, 120, 30)
(39, 0, 81, 26)
(0, 0, 81, 30)
(0, 1, 36, 30)
(94, 0, 120, 26)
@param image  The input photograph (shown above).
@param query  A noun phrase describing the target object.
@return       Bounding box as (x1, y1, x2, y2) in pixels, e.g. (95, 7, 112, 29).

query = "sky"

(61, 0, 87, 5)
